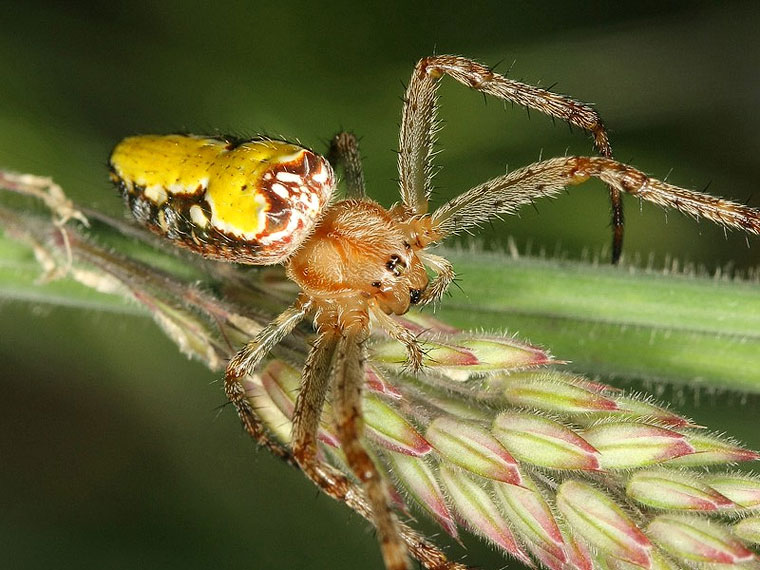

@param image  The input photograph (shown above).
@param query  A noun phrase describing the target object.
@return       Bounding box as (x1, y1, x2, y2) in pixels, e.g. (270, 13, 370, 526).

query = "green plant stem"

(2, 211, 758, 393)
(442, 249, 760, 391)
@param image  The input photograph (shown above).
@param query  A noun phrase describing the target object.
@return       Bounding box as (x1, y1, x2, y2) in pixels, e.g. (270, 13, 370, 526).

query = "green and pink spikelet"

(245, 312, 760, 570)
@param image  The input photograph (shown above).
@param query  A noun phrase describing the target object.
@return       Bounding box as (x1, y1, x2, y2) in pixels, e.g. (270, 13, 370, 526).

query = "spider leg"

(332, 327, 410, 570)
(430, 156, 760, 240)
(327, 131, 366, 199)
(417, 251, 455, 305)
(295, 451, 468, 570)
(224, 298, 311, 462)
(292, 329, 339, 470)
(369, 303, 424, 372)
(398, 54, 624, 261)
(291, 327, 467, 570)
(226, 297, 311, 378)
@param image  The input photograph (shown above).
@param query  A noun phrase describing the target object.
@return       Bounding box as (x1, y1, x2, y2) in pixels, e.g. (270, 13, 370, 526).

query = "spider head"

(371, 245, 429, 315)
(286, 199, 429, 319)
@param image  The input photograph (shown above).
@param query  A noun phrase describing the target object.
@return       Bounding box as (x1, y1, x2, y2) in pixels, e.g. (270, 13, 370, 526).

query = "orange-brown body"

(286, 199, 431, 332)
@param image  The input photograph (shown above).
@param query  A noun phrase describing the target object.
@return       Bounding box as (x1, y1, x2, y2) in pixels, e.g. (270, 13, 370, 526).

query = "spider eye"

(409, 288, 422, 305)
(371, 281, 381, 288)
(386, 254, 405, 276)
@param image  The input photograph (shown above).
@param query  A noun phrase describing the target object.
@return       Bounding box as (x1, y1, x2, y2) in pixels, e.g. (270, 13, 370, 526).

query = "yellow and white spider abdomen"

(109, 134, 335, 265)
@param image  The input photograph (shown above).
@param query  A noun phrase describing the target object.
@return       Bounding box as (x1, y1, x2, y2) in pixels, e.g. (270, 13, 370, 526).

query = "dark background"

(1, 2, 759, 569)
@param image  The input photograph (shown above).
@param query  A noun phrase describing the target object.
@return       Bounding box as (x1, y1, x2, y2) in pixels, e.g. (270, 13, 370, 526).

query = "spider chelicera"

(109, 55, 760, 570)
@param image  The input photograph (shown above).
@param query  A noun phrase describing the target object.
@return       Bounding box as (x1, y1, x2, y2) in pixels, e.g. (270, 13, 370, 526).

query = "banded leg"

(328, 131, 366, 199)
(224, 297, 311, 462)
(303, 457, 468, 570)
(430, 156, 760, 239)
(292, 328, 466, 569)
(398, 54, 624, 261)
(292, 329, 340, 473)
(332, 328, 409, 570)
(226, 297, 311, 378)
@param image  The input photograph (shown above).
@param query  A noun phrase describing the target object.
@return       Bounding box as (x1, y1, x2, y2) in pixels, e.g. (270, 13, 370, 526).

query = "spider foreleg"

(370, 303, 425, 372)
(430, 156, 760, 240)
(226, 390, 296, 465)
(399, 54, 624, 261)
(332, 328, 410, 570)
(327, 131, 366, 199)
(586, 158, 760, 234)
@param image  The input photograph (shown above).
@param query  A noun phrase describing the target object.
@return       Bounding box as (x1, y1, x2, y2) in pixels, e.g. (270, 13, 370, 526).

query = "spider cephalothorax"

(286, 199, 431, 325)
(109, 55, 760, 570)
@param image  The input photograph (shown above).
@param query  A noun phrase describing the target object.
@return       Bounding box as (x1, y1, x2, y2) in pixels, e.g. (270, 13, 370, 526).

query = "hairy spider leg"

(397, 55, 623, 261)
(226, 307, 464, 570)
(223, 299, 310, 463)
(369, 303, 426, 369)
(291, 337, 465, 570)
(225, 298, 311, 380)
(430, 156, 760, 239)
(331, 329, 410, 570)
(328, 132, 367, 199)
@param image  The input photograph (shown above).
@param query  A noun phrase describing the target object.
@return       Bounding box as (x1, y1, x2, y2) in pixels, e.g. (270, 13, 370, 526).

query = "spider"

(108, 55, 760, 570)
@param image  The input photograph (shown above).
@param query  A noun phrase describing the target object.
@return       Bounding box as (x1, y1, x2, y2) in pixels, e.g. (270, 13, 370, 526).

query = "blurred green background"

(1, 2, 759, 569)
